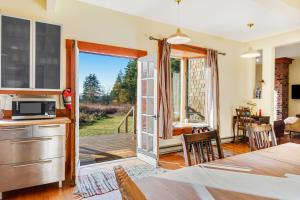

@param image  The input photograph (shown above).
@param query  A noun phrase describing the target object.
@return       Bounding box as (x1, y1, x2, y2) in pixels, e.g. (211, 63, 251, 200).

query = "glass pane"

(148, 62, 154, 78)
(171, 58, 181, 122)
(35, 22, 61, 89)
(142, 133, 147, 149)
(141, 115, 147, 132)
(142, 80, 147, 96)
(1, 16, 30, 88)
(142, 98, 147, 114)
(148, 135, 153, 152)
(147, 79, 154, 97)
(142, 62, 148, 78)
(146, 117, 154, 134)
(147, 98, 154, 115)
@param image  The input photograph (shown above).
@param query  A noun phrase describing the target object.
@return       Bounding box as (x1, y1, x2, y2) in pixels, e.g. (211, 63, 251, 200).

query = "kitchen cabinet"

(1, 16, 31, 88)
(35, 22, 61, 89)
(0, 15, 61, 91)
(0, 123, 66, 196)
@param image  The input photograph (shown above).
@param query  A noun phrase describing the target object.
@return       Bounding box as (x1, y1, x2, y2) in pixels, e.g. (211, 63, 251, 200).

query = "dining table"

(136, 143, 300, 200)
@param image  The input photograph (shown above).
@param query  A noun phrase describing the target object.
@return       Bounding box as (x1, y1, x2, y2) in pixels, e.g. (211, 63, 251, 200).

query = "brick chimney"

(275, 57, 294, 120)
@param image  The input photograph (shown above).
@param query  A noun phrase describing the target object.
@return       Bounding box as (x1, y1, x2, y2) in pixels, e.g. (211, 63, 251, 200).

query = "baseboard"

(220, 136, 234, 143)
(159, 136, 235, 155)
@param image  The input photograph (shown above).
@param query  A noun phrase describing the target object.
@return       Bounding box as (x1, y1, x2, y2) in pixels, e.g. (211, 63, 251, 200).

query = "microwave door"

(18, 102, 44, 117)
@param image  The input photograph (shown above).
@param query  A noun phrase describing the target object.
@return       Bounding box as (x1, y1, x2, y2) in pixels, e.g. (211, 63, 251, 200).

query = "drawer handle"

(38, 125, 61, 128)
(10, 137, 52, 144)
(11, 160, 52, 168)
(0, 127, 26, 131)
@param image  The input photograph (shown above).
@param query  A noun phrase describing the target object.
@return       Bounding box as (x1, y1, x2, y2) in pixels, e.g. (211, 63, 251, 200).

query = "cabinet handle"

(0, 127, 26, 131)
(38, 125, 61, 128)
(10, 137, 52, 144)
(11, 160, 52, 168)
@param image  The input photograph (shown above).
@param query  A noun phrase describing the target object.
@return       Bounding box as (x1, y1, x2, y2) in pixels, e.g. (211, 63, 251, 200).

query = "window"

(171, 58, 181, 122)
(186, 58, 207, 122)
(171, 57, 207, 124)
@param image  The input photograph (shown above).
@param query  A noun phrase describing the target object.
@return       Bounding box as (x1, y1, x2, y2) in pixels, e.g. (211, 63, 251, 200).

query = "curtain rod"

(149, 36, 226, 56)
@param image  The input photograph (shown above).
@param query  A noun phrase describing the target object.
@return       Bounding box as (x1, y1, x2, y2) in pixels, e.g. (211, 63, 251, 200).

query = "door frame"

(65, 39, 147, 184)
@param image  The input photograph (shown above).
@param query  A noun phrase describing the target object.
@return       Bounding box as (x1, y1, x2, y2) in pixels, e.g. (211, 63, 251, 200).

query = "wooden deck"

(79, 133, 136, 166)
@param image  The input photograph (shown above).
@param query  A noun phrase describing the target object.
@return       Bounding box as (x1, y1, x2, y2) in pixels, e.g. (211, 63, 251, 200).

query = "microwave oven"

(12, 98, 56, 120)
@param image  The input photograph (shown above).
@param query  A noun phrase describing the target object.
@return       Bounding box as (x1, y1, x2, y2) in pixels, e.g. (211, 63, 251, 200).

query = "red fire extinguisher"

(63, 89, 72, 110)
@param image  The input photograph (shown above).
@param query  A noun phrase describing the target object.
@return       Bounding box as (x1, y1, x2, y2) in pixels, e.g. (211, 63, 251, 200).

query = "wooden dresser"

(0, 117, 70, 199)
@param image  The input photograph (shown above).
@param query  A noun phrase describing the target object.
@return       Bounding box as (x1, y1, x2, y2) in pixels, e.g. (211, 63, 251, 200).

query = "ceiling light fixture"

(167, 0, 191, 44)
(240, 23, 260, 58)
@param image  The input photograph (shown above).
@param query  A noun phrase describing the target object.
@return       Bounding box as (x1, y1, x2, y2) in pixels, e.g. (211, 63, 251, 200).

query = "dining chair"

(247, 124, 277, 151)
(114, 165, 146, 200)
(181, 130, 223, 166)
(236, 108, 253, 141)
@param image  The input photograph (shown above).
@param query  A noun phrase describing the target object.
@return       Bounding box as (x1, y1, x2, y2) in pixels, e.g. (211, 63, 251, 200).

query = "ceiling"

(275, 42, 300, 58)
(78, 0, 300, 42)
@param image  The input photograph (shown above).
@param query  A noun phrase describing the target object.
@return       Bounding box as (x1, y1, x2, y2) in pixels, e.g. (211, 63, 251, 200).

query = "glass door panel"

(35, 22, 61, 89)
(1, 16, 30, 88)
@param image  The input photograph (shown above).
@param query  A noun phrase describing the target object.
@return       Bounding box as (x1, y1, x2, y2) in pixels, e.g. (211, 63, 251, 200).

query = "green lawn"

(79, 114, 134, 137)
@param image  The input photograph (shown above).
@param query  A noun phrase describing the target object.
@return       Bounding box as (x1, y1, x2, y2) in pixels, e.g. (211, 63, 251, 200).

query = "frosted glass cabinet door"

(1, 16, 30, 88)
(35, 22, 61, 89)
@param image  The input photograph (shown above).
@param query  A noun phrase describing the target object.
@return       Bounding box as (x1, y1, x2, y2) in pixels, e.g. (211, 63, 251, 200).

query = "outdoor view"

(79, 53, 137, 165)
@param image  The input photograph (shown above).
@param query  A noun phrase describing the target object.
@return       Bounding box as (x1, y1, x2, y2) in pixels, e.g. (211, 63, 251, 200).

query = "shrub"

(79, 103, 134, 126)
(79, 113, 98, 126)
(79, 103, 132, 115)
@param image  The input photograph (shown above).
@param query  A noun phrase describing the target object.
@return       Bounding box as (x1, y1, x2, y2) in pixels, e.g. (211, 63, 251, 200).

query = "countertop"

(0, 117, 71, 127)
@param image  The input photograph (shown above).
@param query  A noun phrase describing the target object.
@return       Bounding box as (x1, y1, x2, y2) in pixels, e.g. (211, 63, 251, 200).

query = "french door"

(137, 55, 158, 166)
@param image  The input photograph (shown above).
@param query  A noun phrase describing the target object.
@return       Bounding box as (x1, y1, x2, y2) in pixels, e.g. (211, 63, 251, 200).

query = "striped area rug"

(74, 164, 168, 199)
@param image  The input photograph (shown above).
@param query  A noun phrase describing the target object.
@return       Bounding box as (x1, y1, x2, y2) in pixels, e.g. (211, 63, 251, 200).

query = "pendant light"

(167, 0, 191, 44)
(240, 23, 260, 58)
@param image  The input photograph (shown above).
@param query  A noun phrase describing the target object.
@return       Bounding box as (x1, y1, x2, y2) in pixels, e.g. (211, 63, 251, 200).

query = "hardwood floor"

(159, 134, 300, 170)
(159, 142, 250, 170)
(3, 134, 300, 200)
(3, 183, 74, 200)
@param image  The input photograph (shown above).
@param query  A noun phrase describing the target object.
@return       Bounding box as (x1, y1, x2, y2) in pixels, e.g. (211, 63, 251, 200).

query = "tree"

(110, 71, 124, 103)
(171, 58, 180, 73)
(110, 60, 138, 105)
(122, 60, 137, 104)
(82, 74, 103, 103)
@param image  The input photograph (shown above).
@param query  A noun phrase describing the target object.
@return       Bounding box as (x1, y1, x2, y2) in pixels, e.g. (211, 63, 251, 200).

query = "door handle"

(151, 115, 158, 120)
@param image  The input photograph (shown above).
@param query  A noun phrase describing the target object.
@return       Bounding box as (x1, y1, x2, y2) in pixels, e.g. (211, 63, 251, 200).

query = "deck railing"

(117, 106, 136, 134)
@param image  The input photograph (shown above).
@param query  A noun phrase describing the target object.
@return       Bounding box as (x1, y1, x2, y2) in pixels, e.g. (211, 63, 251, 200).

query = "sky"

(79, 52, 131, 94)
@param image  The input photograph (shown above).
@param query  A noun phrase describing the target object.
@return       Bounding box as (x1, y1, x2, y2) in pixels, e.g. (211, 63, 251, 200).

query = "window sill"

(173, 122, 208, 128)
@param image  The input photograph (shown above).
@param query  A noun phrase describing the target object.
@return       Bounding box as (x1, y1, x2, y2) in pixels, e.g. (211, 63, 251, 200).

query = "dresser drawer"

(33, 124, 65, 137)
(0, 126, 32, 141)
(0, 136, 65, 164)
(0, 157, 64, 192)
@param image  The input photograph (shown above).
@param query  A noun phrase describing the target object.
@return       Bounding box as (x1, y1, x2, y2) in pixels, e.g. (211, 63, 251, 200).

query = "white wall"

(289, 58, 300, 116)
(0, 0, 253, 139)
(248, 29, 300, 121)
